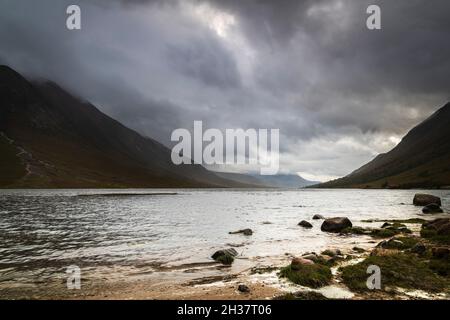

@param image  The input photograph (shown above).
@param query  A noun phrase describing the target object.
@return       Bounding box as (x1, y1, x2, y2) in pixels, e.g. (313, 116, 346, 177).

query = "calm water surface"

(0, 188, 448, 296)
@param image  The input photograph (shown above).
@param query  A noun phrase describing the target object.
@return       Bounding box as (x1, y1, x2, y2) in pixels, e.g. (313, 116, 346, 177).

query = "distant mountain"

(215, 172, 319, 188)
(0, 65, 252, 188)
(315, 102, 450, 189)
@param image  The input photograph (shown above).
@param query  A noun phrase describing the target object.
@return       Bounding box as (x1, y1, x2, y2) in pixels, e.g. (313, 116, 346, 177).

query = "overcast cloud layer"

(1, 0, 449, 181)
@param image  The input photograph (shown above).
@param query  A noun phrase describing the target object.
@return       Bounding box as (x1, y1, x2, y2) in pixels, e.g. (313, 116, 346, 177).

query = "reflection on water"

(0, 188, 448, 296)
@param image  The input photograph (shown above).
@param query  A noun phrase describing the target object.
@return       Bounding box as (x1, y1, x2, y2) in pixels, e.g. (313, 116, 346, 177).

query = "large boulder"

(413, 194, 441, 206)
(422, 203, 443, 214)
(298, 220, 313, 228)
(321, 217, 352, 233)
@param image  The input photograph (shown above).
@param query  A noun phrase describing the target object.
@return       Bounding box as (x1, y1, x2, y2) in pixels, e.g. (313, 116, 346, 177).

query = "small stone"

(302, 253, 320, 263)
(291, 257, 314, 269)
(229, 228, 253, 236)
(410, 243, 426, 254)
(298, 220, 313, 228)
(321, 249, 342, 257)
(238, 284, 250, 293)
(381, 222, 391, 228)
(312, 214, 325, 220)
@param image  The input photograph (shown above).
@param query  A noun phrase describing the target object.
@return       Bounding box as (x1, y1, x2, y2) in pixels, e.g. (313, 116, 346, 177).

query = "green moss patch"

(273, 291, 328, 300)
(341, 226, 411, 238)
(420, 229, 450, 244)
(341, 253, 449, 293)
(341, 226, 369, 235)
(380, 237, 420, 250)
(279, 264, 332, 288)
(421, 229, 450, 245)
(369, 228, 401, 238)
(429, 258, 450, 277)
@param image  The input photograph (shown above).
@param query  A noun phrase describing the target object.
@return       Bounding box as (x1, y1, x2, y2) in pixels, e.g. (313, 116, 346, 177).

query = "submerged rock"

(422, 203, 443, 214)
(312, 214, 325, 220)
(211, 248, 238, 265)
(413, 193, 441, 206)
(321, 217, 352, 233)
(229, 228, 253, 236)
(298, 220, 313, 228)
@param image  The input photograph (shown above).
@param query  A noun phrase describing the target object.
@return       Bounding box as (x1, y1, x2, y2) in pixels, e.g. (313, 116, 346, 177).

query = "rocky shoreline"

(1, 193, 448, 300)
(209, 193, 449, 300)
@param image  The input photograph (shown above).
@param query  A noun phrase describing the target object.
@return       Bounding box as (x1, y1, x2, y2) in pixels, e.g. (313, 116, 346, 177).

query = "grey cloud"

(0, 0, 449, 179)
(165, 40, 241, 89)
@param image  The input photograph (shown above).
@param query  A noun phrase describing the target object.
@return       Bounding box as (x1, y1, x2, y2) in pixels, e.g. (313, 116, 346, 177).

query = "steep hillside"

(0, 65, 245, 188)
(315, 102, 450, 189)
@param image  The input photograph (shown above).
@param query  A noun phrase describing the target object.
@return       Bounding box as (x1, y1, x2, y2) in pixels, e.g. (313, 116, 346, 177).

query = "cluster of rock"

(212, 228, 254, 265)
(298, 216, 354, 233)
(292, 249, 343, 267)
(413, 193, 444, 214)
(212, 193, 445, 267)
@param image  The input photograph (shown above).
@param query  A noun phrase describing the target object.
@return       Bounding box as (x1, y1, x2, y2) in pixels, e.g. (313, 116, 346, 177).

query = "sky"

(0, 0, 449, 181)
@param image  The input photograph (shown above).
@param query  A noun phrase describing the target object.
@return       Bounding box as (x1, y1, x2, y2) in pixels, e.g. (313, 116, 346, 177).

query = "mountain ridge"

(0, 65, 254, 188)
(314, 102, 450, 189)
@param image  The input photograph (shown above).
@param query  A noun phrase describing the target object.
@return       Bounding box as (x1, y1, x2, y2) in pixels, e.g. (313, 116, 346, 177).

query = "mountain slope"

(0, 65, 248, 188)
(315, 102, 450, 189)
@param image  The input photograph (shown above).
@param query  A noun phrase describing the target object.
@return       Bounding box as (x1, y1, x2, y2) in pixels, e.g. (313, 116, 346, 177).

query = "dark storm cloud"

(0, 0, 449, 179)
(166, 40, 240, 89)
